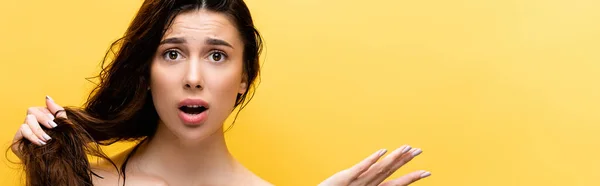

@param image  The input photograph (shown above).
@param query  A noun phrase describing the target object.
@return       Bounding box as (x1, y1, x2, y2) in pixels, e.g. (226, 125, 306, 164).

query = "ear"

(238, 74, 248, 94)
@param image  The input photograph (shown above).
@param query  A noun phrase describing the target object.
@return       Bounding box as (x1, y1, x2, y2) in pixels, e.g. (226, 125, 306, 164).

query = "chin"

(172, 120, 223, 142)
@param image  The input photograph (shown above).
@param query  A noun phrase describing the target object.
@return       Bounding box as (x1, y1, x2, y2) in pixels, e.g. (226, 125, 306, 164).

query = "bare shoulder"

(91, 165, 169, 186)
(90, 146, 128, 185)
(238, 170, 274, 186)
(91, 146, 168, 186)
(252, 179, 274, 186)
(90, 166, 119, 186)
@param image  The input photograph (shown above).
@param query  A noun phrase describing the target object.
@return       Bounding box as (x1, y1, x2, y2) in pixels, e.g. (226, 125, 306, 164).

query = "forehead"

(162, 10, 242, 45)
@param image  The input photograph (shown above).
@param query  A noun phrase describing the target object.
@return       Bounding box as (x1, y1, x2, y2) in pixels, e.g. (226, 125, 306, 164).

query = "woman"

(11, 0, 430, 185)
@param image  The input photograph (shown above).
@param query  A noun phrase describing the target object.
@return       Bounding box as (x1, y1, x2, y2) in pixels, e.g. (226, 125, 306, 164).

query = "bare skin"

(12, 9, 430, 186)
(14, 98, 430, 186)
(90, 146, 270, 186)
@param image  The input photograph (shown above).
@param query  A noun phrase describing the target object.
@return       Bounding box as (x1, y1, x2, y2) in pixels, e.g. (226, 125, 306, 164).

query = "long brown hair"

(14, 0, 263, 185)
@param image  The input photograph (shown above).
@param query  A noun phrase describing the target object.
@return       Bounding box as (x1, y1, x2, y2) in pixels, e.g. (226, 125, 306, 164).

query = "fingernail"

(38, 140, 47, 146)
(412, 148, 423, 157)
(378, 149, 388, 157)
(420, 171, 431, 178)
(42, 133, 52, 141)
(46, 95, 54, 102)
(401, 145, 412, 154)
(48, 120, 58, 128)
(48, 113, 55, 120)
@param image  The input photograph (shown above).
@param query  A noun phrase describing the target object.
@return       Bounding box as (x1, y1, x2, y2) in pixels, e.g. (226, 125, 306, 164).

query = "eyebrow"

(205, 38, 233, 49)
(159, 37, 233, 49)
(159, 37, 186, 45)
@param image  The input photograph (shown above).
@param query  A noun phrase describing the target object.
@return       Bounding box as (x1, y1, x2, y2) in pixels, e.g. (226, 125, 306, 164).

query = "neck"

(127, 122, 247, 185)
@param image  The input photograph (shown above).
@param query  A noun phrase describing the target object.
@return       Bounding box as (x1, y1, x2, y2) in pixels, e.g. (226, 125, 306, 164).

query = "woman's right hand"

(11, 96, 66, 159)
(318, 145, 430, 186)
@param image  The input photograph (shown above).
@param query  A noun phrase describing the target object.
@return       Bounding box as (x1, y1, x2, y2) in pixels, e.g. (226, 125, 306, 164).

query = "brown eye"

(211, 53, 222, 61)
(168, 51, 178, 60)
(163, 50, 182, 61)
(209, 51, 226, 63)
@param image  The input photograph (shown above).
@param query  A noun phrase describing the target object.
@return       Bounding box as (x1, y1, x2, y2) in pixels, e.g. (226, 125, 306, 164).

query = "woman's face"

(149, 10, 247, 141)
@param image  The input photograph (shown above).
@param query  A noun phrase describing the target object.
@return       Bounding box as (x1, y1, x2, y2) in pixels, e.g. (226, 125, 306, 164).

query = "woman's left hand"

(318, 145, 430, 186)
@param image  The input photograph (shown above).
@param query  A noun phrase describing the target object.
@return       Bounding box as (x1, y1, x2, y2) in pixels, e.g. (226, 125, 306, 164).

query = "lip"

(178, 98, 209, 125)
(178, 98, 209, 108)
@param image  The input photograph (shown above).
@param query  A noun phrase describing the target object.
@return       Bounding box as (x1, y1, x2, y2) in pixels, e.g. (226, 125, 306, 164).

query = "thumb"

(45, 95, 67, 118)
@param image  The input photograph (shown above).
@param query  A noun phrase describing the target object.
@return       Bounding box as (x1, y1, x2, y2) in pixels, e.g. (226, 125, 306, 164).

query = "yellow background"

(1, 0, 599, 185)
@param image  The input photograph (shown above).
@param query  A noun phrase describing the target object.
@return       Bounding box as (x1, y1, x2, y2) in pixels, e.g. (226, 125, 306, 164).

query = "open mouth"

(179, 105, 208, 115)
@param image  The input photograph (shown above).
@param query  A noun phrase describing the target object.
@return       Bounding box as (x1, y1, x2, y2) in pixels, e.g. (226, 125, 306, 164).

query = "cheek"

(204, 68, 243, 108)
(206, 72, 241, 100)
(150, 65, 177, 93)
(149, 63, 180, 113)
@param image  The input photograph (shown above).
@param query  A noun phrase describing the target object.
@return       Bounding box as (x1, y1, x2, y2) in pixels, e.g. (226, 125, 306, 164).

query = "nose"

(185, 84, 201, 89)
(183, 60, 203, 90)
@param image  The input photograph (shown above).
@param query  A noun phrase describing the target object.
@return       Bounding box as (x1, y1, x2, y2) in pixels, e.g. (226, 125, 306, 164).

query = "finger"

(389, 148, 422, 172)
(20, 124, 46, 146)
(46, 95, 66, 118)
(25, 114, 52, 142)
(368, 148, 423, 185)
(11, 124, 26, 157)
(346, 149, 388, 179)
(317, 149, 389, 186)
(379, 170, 431, 186)
(12, 124, 24, 143)
(35, 106, 54, 116)
(352, 145, 412, 186)
(27, 106, 57, 129)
